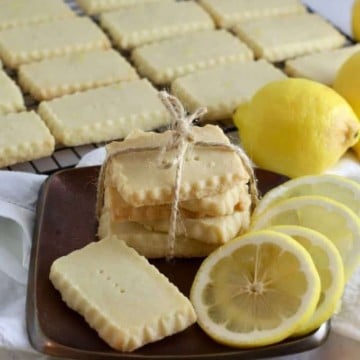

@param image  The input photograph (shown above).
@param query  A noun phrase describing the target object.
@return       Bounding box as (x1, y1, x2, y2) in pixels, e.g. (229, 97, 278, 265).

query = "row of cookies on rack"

(0, 0, 358, 169)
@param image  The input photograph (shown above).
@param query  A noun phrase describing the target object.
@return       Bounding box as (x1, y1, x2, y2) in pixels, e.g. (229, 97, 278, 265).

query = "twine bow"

(96, 92, 259, 260)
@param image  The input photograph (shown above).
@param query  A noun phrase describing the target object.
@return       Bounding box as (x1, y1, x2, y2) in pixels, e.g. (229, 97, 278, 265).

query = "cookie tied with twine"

(96, 91, 259, 259)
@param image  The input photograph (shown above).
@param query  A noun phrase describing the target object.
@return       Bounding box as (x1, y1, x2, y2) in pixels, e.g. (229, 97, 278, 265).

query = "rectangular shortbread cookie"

(18, 49, 138, 101)
(109, 182, 250, 221)
(138, 209, 250, 245)
(98, 210, 218, 258)
(100, 1, 214, 50)
(199, 0, 306, 28)
(233, 14, 346, 62)
(76, 0, 172, 15)
(37, 79, 170, 146)
(0, 17, 111, 69)
(171, 60, 286, 121)
(285, 44, 360, 85)
(132, 30, 254, 85)
(0, 70, 25, 115)
(106, 125, 249, 207)
(50, 236, 196, 351)
(0, 111, 55, 168)
(0, 0, 75, 30)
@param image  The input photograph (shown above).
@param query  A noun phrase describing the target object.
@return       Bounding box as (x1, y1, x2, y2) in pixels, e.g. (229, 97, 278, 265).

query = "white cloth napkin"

(0, 148, 360, 359)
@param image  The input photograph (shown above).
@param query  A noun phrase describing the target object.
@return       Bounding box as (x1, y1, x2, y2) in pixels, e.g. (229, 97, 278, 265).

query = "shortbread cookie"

(181, 182, 250, 215)
(285, 44, 360, 85)
(76, 0, 172, 15)
(50, 236, 196, 352)
(99, 211, 217, 258)
(106, 125, 249, 207)
(199, 0, 306, 28)
(0, 70, 25, 115)
(0, 17, 111, 69)
(233, 14, 346, 62)
(18, 49, 138, 101)
(138, 209, 250, 245)
(0, 111, 55, 167)
(109, 182, 250, 221)
(132, 30, 253, 85)
(100, 1, 214, 50)
(171, 60, 286, 121)
(0, 0, 75, 30)
(38, 79, 170, 146)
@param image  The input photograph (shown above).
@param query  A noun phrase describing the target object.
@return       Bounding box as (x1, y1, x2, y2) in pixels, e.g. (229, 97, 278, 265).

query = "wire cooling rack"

(0, 0, 351, 175)
(0, 0, 97, 174)
(0, 0, 239, 175)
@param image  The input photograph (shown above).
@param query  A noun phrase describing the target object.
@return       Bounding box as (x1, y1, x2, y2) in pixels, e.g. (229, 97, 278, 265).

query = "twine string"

(158, 92, 207, 259)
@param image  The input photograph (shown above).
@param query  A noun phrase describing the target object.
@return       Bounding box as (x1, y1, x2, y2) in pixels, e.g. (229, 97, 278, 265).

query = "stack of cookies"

(98, 124, 252, 258)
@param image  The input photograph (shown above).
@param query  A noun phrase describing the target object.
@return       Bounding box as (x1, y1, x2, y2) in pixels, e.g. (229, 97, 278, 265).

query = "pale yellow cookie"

(0, 70, 25, 115)
(50, 236, 196, 352)
(108, 182, 250, 222)
(181, 182, 250, 215)
(98, 210, 217, 258)
(37, 79, 170, 146)
(109, 187, 174, 221)
(199, 0, 306, 28)
(18, 49, 138, 101)
(0, 17, 111, 69)
(138, 209, 250, 245)
(100, 1, 214, 50)
(285, 44, 360, 85)
(106, 125, 249, 207)
(132, 29, 253, 85)
(0, 0, 75, 30)
(233, 13, 346, 62)
(76, 0, 172, 15)
(0, 111, 55, 168)
(171, 60, 286, 121)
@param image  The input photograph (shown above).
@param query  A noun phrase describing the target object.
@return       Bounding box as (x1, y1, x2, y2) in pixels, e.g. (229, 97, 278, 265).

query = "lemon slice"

(251, 195, 360, 280)
(190, 230, 320, 347)
(267, 225, 344, 336)
(253, 174, 360, 218)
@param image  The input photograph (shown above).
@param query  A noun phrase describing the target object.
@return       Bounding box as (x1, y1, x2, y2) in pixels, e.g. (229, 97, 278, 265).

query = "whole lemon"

(333, 51, 360, 158)
(233, 78, 359, 178)
(353, 0, 360, 41)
